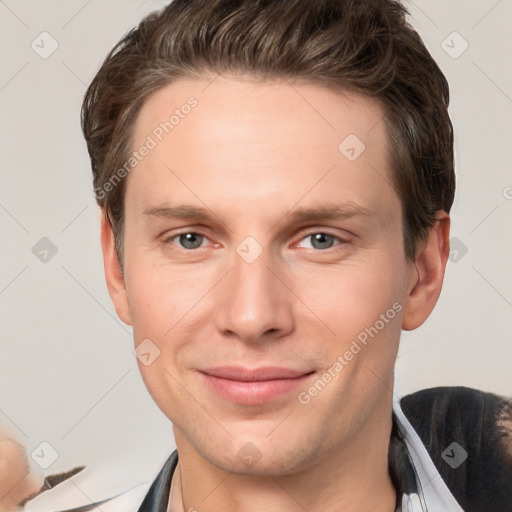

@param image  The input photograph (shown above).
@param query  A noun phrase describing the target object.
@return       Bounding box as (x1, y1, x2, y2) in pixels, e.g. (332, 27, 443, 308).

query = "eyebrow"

(142, 202, 374, 225)
(143, 204, 212, 221)
(285, 203, 374, 223)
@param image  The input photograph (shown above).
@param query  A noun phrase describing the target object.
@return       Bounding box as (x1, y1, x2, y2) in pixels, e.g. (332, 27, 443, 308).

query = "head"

(82, 0, 453, 475)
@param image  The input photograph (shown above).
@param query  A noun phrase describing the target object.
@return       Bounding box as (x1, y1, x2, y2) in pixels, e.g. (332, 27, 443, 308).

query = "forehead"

(134, 75, 387, 153)
(127, 75, 397, 220)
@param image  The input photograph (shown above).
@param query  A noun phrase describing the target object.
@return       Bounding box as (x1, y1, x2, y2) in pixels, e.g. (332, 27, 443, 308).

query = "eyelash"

(163, 230, 348, 251)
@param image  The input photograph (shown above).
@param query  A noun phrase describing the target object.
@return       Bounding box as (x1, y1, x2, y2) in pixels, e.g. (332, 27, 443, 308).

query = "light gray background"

(1, 0, 511, 478)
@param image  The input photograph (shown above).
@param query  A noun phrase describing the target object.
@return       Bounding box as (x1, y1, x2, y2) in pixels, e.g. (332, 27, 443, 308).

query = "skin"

(0, 435, 43, 512)
(101, 75, 450, 512)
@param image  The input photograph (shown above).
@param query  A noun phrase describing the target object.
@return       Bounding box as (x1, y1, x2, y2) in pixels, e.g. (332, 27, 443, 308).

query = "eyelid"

(162, 229, 215, 248)
(161, 227, 351, 250)
(293, 228, 351, 247)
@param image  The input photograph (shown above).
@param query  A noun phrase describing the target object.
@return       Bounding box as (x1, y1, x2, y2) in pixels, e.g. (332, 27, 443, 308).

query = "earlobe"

(99, 209, 132, 326)
(402, 212, 450, 331)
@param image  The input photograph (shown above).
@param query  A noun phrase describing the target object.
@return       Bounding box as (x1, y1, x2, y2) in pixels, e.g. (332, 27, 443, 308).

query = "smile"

(198, 366, 316, 405)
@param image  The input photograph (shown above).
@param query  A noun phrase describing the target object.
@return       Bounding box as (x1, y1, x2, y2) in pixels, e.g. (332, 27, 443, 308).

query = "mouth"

(197, 366, 316, 405)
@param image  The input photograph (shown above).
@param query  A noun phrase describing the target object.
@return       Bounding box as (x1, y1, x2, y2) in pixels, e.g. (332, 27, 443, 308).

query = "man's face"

(113, 76, 417, 474)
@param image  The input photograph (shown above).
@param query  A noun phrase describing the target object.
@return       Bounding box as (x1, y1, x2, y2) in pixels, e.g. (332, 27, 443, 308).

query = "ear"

(402, 211, 450, 331)
(99, 209, 132, 326)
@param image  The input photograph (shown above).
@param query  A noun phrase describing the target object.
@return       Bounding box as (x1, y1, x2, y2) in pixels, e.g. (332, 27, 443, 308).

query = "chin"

(196, 429, 322, 476)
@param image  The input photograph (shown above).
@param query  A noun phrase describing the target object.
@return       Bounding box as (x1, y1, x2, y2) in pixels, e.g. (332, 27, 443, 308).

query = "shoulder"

(400, 386, 512, 512)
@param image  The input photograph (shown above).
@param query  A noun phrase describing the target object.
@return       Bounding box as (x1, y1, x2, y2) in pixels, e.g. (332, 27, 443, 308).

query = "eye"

(297, 233, 341, 250)
(169, 232, 207, 250)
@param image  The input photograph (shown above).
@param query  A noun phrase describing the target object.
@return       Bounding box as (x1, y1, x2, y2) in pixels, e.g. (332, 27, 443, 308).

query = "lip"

(198, 366, 316, 405)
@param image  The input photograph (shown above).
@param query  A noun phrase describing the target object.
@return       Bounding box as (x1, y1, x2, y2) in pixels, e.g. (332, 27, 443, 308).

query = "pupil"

(180, 233, 202, 249)
(312, 233, 333, 249)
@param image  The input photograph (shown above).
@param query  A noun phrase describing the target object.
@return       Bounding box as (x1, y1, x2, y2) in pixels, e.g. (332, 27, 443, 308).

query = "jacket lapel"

(137, 450, 178, 512)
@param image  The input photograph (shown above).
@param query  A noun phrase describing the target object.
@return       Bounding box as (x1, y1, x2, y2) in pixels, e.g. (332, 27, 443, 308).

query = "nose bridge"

(214, 244, 293, 342)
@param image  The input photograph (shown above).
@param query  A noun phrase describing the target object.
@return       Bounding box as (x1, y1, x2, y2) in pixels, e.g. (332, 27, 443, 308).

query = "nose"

(213, 248, 295, 344)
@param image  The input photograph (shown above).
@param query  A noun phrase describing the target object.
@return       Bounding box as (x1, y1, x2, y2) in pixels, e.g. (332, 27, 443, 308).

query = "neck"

(173, 396, 397, 512)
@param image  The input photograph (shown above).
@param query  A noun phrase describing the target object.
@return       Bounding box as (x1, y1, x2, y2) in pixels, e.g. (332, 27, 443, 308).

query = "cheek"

(295, 255, 408, 331)
(293, 261, 405, 421)
(124, 258, 209, 341)
(292, 255, 408, 393)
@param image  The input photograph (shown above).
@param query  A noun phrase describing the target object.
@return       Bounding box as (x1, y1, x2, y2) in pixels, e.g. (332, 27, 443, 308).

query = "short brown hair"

(81, 0, 455, 262)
